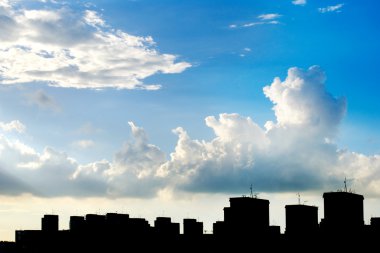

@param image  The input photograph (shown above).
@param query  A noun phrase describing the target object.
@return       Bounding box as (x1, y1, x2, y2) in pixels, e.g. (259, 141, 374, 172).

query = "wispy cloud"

(241, 22, 264, 28)
(229, 13, 281, 29)
(292, 0, 306, 6)
(318, 3, 344, 13)
(239, 48, 252, 57)
(0, 2, 191, 90)
(258, 13, 281, 20)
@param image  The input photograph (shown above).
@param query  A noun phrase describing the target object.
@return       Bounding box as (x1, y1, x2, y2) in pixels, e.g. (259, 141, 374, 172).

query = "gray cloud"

(26, 90, 60, 111)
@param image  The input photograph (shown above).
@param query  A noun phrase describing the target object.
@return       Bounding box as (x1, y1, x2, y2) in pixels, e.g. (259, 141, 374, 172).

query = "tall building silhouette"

(213, 196, 270, 239)
(285, 204, 318, 236)
(320, 191, 364, 235)
(41, 215, 58, 232)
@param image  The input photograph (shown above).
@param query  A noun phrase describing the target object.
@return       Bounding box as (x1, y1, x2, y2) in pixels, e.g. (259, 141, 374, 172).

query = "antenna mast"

(250, 184, 253, 198)
(297, 193, 301, 205)
(344, 177, 347, 192)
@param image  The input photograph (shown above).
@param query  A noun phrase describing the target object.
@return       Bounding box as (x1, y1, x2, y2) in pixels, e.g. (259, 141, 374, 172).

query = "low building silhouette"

(183, 218, 203, 237)
(154, 217, 180, 237)
(69, 216, 85, 232)
(105, 213, 129, 230)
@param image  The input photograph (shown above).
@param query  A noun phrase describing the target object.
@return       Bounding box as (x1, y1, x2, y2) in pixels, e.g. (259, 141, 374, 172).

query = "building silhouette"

(41, 215, 58, 232)
(183, 218, 203, 237)
(154, 217, 180, 237)
(214, 196, 271, 238)
(69, 216, 85, 232)
(320, 191, 364, 235)
(285, 204, 318, 236)
(8, 189, 380, 252)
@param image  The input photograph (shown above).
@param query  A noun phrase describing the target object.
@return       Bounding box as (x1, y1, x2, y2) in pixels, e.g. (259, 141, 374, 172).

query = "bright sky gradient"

(0, 0, 380, 240)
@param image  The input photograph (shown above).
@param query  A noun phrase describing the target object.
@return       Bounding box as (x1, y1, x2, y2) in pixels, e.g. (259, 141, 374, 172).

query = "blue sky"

(0, 0, 379, 240)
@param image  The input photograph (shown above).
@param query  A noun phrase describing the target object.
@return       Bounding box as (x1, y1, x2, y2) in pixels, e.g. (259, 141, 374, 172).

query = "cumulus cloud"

(263, 66, 346, 135)
(0, 135, 109, 197)
(318, 4, 344, 13)
(1, 66, 380, 198)
(134, 66, 377, 196)
(292, 0, 306, 6)
(0, 1, 190, 89)
(0, 120, 164, 197)
(105, 122, 167, 197)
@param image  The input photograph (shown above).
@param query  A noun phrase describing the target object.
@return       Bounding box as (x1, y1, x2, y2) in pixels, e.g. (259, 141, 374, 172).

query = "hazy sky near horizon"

(0, 0, 380, 241)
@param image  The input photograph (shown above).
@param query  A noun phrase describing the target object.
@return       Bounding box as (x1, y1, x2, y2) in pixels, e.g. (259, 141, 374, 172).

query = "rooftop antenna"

(343, 177, 355, 192)
(344, 177, 347, 192)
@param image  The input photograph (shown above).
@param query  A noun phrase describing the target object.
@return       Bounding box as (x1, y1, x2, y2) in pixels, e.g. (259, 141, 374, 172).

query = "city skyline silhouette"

(0, 187, 377, 252)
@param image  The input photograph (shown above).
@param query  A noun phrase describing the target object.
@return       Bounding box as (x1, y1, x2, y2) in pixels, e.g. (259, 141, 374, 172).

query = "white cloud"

(242, 22, 262, 27)
(0, 120, 26, 133)
(23, 9, 61, 21)
(258, 13, 281, 20)
(0, 2, 191, 90)
(268, 20, 279, 25)
(0, 66, 380, 199)
(292, 0, 306, 6)
(263, 66, 346, 134)
(152, 66, 377, 195)
(0, 0, 10, 8)
(319, 3, 344, 13)
(83, 10, 106, 27)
